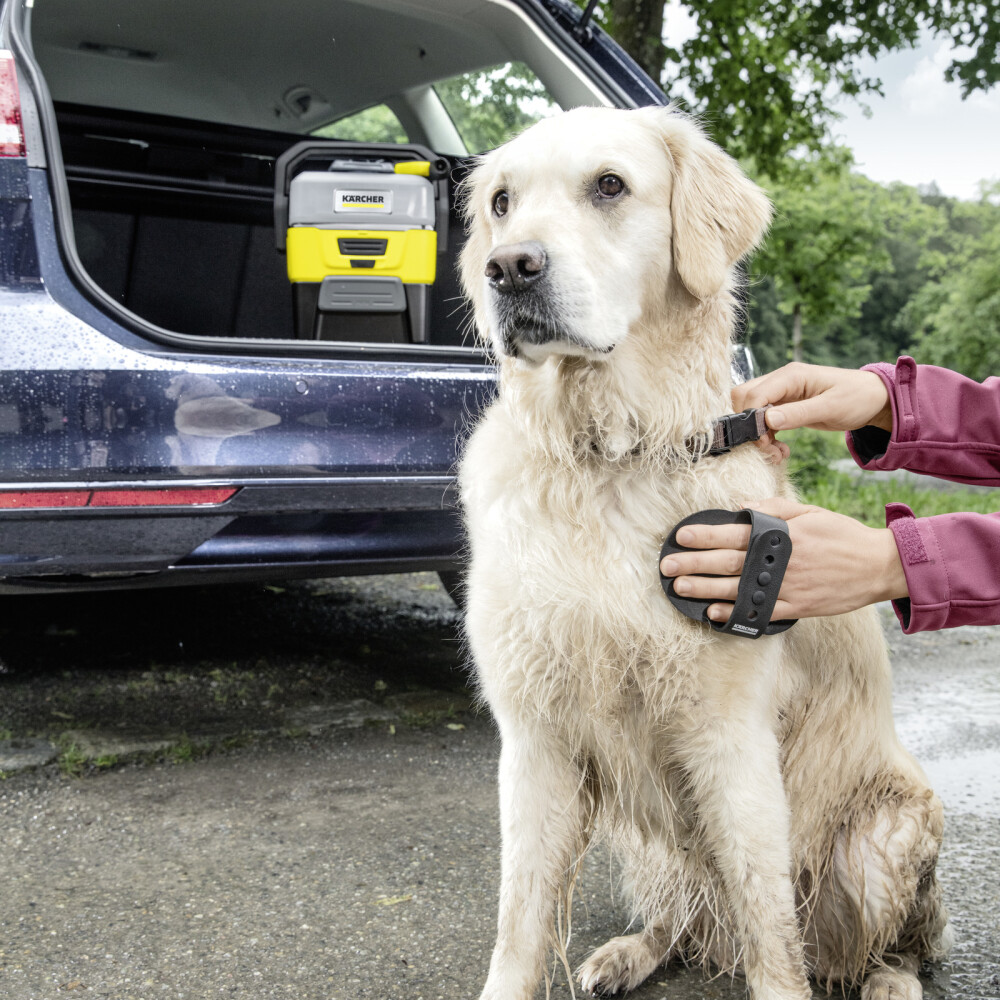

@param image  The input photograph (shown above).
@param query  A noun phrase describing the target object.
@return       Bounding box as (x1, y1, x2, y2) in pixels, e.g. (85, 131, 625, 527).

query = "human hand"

(731, 363, 892, 462)
(658, 497, 908, 622)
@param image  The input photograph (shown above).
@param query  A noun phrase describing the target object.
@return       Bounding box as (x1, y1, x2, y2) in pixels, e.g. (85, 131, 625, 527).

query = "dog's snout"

(485, 242, 547, 293)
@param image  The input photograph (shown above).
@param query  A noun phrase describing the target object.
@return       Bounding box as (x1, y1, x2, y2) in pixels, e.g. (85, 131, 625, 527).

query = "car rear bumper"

(0, 476, 463, 592)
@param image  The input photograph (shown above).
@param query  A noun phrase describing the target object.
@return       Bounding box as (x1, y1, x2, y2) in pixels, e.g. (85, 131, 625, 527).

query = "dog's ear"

(647, 109, 772, 300)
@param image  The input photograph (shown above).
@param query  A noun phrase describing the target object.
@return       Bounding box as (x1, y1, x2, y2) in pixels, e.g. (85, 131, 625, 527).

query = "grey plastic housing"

(317, 276, 407, 313)
(288, 170, 434, 230)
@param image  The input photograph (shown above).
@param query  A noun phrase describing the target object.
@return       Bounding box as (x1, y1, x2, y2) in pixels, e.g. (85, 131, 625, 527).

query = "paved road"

(0, 577, 997, 999)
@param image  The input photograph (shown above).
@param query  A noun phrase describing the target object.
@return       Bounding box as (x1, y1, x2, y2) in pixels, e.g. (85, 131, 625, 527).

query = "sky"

(832, 38, 1000, 201)
(661, 3, 1000, 201)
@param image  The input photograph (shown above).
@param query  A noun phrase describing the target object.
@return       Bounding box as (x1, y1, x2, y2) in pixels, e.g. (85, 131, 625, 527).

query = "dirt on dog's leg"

(479, 726, 588, 1000)
(677, 709, 811, 1000)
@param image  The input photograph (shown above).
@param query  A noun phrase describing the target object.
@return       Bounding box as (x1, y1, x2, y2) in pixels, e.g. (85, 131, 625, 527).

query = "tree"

(745, 275, 787, 373)
(600, 0, 1000, 173)
(750, 153, 893, 364)
(905, 190, 1000, 382)
(822, 182, 946, 366)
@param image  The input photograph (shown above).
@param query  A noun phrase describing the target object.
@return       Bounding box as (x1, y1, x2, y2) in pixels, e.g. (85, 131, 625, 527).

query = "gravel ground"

(0, 576, 997, 999)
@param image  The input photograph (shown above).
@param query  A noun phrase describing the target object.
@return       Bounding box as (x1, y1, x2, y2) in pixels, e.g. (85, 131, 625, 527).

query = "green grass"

(783, 428, 997, 526)
(803, 473, 998, 526)
(57, 743, 88, 778)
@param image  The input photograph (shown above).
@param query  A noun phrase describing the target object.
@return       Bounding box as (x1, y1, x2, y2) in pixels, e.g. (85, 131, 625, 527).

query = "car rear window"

(434, 61, 559, 151)
(313, 105, 410, 144)
(313, 61, 559, 152)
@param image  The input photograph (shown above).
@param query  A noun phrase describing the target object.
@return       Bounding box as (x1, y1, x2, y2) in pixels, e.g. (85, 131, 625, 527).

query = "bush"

(784, 428, 851, 494)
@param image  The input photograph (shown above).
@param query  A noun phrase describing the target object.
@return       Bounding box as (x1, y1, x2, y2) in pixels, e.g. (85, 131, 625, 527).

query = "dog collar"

(590, 407, 770, 464)
(702, 407, 769, 456)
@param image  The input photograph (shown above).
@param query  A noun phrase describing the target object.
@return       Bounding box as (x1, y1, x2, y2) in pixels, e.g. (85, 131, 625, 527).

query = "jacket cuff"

(846, 360, 906, 469)
(883, 503, 1000, 633)
(849, 425, 890, 464)
(884, 502, 943, 633)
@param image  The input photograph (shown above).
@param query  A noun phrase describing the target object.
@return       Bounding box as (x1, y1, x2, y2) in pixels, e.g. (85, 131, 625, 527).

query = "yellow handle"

(393, 161, 431, 177)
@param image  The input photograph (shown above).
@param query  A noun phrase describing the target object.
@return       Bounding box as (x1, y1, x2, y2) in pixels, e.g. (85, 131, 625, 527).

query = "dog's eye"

(597, 174, 625, 199)
(492, 190, 509, 218)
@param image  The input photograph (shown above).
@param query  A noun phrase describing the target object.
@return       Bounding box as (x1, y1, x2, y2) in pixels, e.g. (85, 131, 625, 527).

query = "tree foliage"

(818, 181, 947, 365)
(905, 191, 1000, 382)
(748, 172, 1000, 379)
(750, 153, 894, 363)
(602, 0, 1000, 172)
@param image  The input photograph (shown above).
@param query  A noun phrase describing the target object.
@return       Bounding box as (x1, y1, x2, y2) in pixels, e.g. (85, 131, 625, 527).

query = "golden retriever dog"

(457, 106, 950, 1000)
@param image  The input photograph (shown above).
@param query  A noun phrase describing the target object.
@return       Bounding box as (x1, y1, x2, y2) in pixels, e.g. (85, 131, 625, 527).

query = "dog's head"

(459, 106, 771, 365)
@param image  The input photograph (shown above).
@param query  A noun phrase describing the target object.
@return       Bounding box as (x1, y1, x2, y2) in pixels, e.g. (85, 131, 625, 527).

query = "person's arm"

(882, 503, 1000, 632)
(846, 357, 1000, 487)
(730, 362, 893, 464)
(733, 358, 1000, 486)
(660, 498, 907, 621)
(661, 499, 1000, 634)
(666, 361, 1000, 632)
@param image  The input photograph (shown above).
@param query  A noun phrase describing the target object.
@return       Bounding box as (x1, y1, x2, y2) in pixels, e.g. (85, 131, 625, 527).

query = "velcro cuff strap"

(659, 508, 797, 639)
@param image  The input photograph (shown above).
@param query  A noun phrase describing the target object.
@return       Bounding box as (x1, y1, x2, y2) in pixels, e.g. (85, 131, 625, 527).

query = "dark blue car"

(0, 0, 666, 595)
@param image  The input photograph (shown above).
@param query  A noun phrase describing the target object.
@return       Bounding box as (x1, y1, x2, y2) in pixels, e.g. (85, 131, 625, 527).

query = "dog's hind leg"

(807, 789, 950, 998)
(479, 722, 591, 1000)
(577, 840, 701, 996)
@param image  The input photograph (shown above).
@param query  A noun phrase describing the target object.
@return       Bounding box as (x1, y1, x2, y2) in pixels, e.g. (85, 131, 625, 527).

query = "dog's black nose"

(485, 242, 547, 293)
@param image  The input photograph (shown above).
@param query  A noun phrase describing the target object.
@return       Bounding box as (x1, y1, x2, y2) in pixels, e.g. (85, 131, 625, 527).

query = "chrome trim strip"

(0, 475, 455, 490)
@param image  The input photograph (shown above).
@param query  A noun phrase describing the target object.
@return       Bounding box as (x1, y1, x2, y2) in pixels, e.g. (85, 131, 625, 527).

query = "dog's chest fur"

(460, 393, 791, 857)
(460, 395, 784, 729)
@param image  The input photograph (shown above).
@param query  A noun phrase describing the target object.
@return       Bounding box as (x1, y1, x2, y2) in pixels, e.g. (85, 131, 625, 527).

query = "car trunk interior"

(50, 103, 471, 345)
(27, 0, 607, 351)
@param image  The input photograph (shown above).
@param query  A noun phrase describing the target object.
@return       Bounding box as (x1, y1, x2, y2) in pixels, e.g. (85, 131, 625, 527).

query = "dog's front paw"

(577, 933, 662, 996)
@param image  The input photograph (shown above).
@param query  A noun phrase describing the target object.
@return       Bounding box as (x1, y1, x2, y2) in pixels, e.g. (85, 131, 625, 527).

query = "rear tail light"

(0, 51, 26, 158)
(0, 487, 239, 509)
(0, 490, 89, 509)
(87, 487, 239, 508)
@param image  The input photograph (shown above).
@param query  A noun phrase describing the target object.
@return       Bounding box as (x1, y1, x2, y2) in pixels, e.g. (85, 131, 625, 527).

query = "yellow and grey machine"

(284, 158, 437, 342)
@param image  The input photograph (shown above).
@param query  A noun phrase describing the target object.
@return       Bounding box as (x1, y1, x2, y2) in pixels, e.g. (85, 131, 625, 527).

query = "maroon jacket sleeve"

(844, 357, 1000, 633)
(882, 502, 1000, 633)
(847, 356, 1000, 485)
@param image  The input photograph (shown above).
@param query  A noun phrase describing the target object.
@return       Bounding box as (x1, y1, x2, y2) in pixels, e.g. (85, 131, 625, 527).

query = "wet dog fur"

(457, 106, 950, 1000)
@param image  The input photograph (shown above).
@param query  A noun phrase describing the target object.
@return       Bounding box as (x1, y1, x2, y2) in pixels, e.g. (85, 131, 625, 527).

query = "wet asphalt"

(0, 575, 998, 1000)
